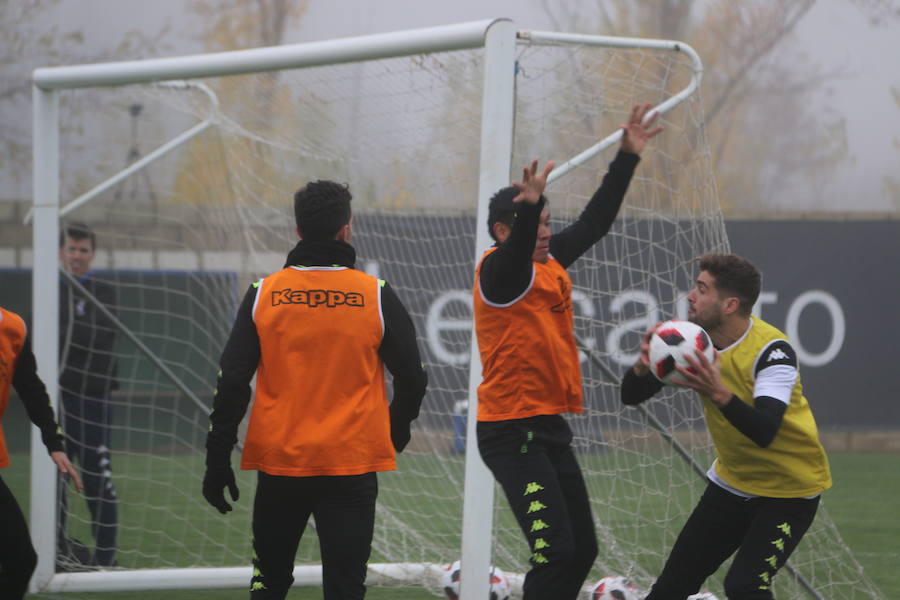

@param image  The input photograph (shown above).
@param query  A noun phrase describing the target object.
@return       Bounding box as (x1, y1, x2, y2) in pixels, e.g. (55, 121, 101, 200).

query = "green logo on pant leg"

(765, 554, 777, 568)
(533, 538, 550, 550)
(253, 567, 262, 577)
(777, 522, 792, 537)
(527, 500, 547, 514)
(520, 431, 534, 453)
(758, 572, 770, 584)
(532, 552, 549, 564)
(771, 538, 785, 552)
(524, 482, 544, 495)
(530, 519, 549, 532)
(251, 582, 267, 591)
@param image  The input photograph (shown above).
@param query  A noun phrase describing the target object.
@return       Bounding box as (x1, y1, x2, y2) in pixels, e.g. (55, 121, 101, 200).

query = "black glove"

(203, 465, 239, 514)
(390, 414, 411, 453)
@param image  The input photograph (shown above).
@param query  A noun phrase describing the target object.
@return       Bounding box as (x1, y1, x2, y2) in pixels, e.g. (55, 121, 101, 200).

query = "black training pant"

(250, 471, 378, 600)
(58, 391, 118, 566)
(0, 473, 38, 599)
(646, 481, 820, 600)
(477, 414, 597, 600)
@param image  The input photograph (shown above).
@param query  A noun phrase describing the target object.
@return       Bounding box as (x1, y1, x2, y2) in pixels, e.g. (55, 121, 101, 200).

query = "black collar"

(283, 240, 356, 269)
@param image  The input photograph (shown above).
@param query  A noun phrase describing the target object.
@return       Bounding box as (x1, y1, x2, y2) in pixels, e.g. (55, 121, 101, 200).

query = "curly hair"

(697, 253, 761, 316)
(294, 180, 352, 242)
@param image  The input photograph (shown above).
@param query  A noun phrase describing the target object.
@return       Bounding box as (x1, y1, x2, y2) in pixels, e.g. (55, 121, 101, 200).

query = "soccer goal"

(29, 18, 882, 599)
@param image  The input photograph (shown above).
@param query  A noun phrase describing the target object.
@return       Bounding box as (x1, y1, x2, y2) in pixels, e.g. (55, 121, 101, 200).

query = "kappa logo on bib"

(271, 288, 365, 308)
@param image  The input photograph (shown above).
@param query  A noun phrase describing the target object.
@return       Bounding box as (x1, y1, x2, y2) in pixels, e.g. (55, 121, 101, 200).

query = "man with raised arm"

(1, 305, 82, 598)
(621, 253, 831, 599)
(473, 104, 662, 600)
(203, 180, 427, 600)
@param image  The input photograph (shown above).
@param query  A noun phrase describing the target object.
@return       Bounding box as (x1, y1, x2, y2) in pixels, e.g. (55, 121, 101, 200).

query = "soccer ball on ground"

(648, 319, 715, 385)
(441, 559, 510, 600)
(591, 575, 640, 600)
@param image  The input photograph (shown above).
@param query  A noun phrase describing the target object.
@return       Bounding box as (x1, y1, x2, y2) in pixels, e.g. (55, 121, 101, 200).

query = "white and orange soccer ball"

(648, 319, 715, 385)
(441, 560, 510, 600)
(591, 575, 640, 600)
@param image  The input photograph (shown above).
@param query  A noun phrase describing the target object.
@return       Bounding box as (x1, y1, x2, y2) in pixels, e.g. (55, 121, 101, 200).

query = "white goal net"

(31, 21, 882, 599)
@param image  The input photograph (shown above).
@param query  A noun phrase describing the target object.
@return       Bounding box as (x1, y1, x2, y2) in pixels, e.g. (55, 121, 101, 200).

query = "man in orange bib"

(1, 305, 82, 598)
(474, 104, 662, 599)
(203, 181, 427, 600)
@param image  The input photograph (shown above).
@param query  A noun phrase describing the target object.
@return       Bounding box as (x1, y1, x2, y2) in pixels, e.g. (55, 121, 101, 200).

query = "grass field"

(6, 451, 896, 600)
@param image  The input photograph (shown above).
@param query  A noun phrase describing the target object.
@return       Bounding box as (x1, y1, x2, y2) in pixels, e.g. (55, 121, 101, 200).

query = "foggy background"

(2, 0, 899, 214)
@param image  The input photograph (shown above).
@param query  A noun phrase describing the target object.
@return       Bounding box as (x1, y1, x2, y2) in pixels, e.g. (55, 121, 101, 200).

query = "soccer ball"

(687, 592, 721, 600)
(441, 560, 510, 600)
(648, 319, 714, 385)
(591, 575, 640, 600)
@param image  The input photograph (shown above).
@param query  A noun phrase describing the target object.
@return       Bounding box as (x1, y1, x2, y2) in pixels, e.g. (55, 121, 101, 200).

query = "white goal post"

(29, 17, 881, 600)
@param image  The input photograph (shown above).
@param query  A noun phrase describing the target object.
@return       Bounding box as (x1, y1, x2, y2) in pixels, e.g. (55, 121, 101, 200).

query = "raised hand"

(620, 103, 664, 155)
(511, 160, 555, 205)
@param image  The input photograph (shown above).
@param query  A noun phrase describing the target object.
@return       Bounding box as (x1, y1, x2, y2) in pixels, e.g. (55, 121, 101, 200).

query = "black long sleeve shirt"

(620, 367, 787, 448)
(479, 150, 641, 304)
(59, 275, 118, 397)
(206, 240, 427, 464)
(12, 333, 65, 454)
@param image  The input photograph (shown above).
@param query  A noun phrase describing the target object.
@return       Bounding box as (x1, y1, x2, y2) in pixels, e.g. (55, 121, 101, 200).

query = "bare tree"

(0, 0, 172, 199)
(539, 0, 854, 213)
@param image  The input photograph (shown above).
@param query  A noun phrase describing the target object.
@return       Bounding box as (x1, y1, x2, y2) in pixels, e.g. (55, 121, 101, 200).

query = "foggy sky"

(6, 0, 899, 212)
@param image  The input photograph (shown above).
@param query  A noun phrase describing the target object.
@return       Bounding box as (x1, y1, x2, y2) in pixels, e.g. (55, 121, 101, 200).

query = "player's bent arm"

(206, 284, 261, 465)
(714, 339, 799, 447)
(620, 366, 664, 406)
(379, 282, 428, 453)
(479, 197, 546, 305)
(12, 332, 65, 454)
(717, 395, 787, 448)
(549, 151, 640, 268)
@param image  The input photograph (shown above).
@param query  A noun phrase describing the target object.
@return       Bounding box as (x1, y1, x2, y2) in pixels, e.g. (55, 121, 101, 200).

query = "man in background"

(58, 222, 119, 568)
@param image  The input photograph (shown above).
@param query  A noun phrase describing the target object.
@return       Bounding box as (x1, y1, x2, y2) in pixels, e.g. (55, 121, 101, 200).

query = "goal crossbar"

(32, 20, 503, 90)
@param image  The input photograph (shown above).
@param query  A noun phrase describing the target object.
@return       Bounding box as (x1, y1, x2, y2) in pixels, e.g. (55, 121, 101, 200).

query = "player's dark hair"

(59, 221, 96, 250)
(294, 180, 352, 242)
(697, 253, 761, 316)
(487, 186, 547, 242)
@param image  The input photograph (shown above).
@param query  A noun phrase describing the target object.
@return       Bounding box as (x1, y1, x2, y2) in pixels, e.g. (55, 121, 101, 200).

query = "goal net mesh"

(48, 37, 881, 599)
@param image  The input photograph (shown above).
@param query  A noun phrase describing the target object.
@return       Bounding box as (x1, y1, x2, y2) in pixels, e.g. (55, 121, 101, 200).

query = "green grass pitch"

(5, 451, 895, 600)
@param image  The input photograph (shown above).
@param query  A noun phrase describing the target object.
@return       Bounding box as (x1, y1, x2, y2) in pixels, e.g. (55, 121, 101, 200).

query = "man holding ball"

(621, 253, 831, 600)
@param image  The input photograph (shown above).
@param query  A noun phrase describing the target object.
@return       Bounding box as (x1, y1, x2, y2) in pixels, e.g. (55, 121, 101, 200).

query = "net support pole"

(30, 84, 61, 592)
(459, 17, 516, 600)
(517, 30, 703, 185)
